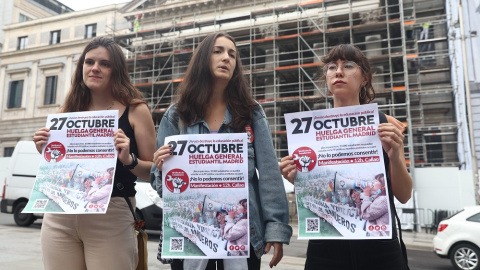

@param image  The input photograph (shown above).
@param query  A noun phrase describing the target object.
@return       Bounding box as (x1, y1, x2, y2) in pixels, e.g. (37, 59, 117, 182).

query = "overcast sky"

(57, 0, 130, 11)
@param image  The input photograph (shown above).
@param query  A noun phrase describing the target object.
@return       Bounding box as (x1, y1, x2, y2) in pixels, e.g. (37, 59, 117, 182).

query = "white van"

(1, 141, 163, 229)
(1, 141, 41, 226)
(0, 157, 12, 197)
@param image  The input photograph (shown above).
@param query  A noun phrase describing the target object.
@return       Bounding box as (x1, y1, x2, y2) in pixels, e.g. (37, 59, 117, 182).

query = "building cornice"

(0, 39, 88, 61)
(121, 0, 233, 19)
(6, 67, 31, 74)
(4, 5, 120, 30)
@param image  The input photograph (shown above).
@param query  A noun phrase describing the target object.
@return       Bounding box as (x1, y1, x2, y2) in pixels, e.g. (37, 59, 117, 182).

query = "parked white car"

(433, 206, 480, 270)
(134, 181, 163, 230)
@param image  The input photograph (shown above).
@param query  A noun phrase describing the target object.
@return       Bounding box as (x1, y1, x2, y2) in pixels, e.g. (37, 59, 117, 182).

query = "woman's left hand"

(114, 129, 131, 165)
(378, 123, 404, 161)
(265, 242, 283, 268)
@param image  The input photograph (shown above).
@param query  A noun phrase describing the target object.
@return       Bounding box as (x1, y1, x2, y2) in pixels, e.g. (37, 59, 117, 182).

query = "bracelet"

(123, 153, 138, 170)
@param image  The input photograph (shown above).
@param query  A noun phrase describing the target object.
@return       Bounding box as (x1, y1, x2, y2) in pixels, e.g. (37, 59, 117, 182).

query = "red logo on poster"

(44, 141, 66, 163)
(292, 147, 316, 172)
(245, 125, 254, 143)
(165, 169, 189, 194)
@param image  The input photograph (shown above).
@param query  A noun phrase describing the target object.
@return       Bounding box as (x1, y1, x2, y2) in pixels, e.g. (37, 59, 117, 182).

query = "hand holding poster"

(161, 133, 249, 259)
(284, 104, 392, 239)
(23, 110, 118, 214)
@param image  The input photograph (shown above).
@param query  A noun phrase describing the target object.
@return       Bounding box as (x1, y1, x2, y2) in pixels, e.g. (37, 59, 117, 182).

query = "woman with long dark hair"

(152, 32, 292, 270)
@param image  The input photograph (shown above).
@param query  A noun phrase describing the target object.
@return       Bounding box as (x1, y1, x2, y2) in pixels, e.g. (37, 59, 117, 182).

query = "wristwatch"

(123, 153, 138, 170)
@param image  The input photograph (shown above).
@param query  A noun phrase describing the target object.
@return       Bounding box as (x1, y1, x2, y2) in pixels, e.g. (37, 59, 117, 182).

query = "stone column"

(0, 66, 6, 118)
(27, 61, 39, 117)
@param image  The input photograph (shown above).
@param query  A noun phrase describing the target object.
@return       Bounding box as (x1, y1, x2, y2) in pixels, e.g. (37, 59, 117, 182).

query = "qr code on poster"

(32, 199, 48, 209)
(306, 218, 320, 233)
(170, 237, 184, 252)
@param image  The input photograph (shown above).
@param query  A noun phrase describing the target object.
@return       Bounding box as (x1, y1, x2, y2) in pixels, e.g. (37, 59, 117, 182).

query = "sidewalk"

(146, 222, 435, 269)
(400, 229, 435, 251)
(263, 223, 436, 270)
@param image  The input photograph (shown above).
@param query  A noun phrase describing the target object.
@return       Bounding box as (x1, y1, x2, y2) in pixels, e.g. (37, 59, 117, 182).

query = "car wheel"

(450, 243, 480, 270)
(13, 201, 35, 227)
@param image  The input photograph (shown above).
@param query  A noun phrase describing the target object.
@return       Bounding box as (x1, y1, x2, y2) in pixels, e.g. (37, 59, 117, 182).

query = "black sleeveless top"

(111, 107, 139, 197)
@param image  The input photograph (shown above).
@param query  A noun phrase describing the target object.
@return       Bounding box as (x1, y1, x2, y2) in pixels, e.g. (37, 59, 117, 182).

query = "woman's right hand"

(153, 144, 173, 171)
(362, 185, 372, 197)
(33, 127, 50, 154)
(279, 155, 297, 184)
(227, 209, 235, 219)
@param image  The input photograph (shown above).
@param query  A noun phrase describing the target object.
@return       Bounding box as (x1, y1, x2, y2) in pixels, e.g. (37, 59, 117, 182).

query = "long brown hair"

(321, 44, 375, 104)
(175, 32, 256, 132)
(62, 37, 145, 112)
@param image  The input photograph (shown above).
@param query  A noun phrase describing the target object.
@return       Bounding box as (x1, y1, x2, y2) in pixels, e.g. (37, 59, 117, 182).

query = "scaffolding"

(113, 0, 459, 168)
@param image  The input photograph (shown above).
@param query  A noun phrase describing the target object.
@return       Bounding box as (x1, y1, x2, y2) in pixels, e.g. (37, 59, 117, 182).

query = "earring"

(360, 86, 367, 99)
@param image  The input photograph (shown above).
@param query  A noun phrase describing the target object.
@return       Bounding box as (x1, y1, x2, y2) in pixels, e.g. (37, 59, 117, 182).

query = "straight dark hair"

(321, 44, 376, 104)
(62, 37, 145, 112)
(175, 32, 256, 132)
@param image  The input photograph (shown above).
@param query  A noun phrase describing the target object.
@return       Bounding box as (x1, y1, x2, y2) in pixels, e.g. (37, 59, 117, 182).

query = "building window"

(85, 24, 97, 39)
(50, 30, 61, 45)
(19, 14, 31, 22)
(4, 147, 14, 157)
(425, 132, 443, 164)
(7, 80, 24, 108)
(44, 76, 58, 105)
(17, 36, 28, 50)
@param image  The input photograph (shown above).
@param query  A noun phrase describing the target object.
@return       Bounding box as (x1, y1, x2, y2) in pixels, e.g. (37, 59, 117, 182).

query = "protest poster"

(161, 133, 249, 259)
(23, 110, 118, 214)
(284, 103, 392, 239)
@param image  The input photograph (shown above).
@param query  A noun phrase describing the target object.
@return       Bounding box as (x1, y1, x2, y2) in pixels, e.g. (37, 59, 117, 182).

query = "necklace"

(106, 101, 114, 110)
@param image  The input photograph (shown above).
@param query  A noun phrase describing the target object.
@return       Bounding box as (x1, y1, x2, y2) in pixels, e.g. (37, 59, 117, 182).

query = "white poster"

(23, 110, 118, 214)
(284, 104, 392, 239)
(161, 133, 249, 259)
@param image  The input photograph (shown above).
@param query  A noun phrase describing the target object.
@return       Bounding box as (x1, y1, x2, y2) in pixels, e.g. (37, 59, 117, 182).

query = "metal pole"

(458, 0, 480, 205)
(398, 0, 418, 230)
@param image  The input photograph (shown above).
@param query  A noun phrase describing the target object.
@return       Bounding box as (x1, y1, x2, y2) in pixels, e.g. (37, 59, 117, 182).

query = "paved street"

(0, 212, 452, 269)
(0, 213, 306, 270)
